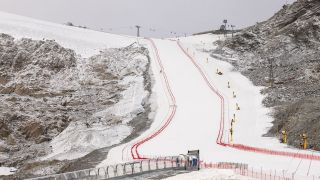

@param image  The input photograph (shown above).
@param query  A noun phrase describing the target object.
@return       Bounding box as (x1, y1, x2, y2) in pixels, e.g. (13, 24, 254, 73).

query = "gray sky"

(0, 0, 295, 38)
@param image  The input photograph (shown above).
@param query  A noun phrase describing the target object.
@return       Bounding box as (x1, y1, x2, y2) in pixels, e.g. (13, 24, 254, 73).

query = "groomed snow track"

(130, 38, 177, 160)
(112, 37, 320, 179)
(176, 41, 320, 162)
(127, 38, 320, 163)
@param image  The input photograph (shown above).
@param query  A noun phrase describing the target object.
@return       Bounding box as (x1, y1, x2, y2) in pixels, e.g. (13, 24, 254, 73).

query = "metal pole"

(231, 25, 235, 38)
(135, 25, 141, 37)
(223, 19, 228, 37)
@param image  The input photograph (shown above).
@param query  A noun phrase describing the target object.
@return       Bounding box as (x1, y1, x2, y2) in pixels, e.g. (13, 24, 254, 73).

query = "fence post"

(252, 167, 253, 178)
(114, 165, 118, 176)
(140, 161, 143, 172)
(164, 158, 167, 169)
(171, 157, 174, 168)
(106, 166, 110, 178)
(97, 168, 104, 178)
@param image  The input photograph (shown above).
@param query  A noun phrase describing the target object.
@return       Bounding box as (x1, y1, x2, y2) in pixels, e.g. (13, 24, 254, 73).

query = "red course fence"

(129, 38, 177, 160)
(201, 162, 320, 180)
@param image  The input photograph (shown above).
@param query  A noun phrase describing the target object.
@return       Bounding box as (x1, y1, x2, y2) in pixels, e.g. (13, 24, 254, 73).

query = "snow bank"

(43, 123, 131, 160)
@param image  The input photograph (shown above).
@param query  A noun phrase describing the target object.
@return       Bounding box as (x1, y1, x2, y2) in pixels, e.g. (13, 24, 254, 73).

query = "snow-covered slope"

(1, 10, 320, 179)
(179, 34, 320, 176)
(98, 34, 320, 178)
(0, 11, 136, 58)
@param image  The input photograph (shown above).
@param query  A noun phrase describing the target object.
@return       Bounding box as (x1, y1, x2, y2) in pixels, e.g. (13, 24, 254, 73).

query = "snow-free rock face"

(0, 33, 151, 176)
(215, 0, 320, 149)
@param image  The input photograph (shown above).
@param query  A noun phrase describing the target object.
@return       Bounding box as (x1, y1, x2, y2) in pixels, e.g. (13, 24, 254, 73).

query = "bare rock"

(0, 121, 11, 139)
(0, 145, 9, 153)
(22, 122, 45, 140)
(6, 134, 16, 145)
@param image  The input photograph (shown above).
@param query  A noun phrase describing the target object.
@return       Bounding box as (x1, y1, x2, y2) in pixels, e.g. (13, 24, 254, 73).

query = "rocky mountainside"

(214, 0, 320, 149)
(0, 33, 151, 176)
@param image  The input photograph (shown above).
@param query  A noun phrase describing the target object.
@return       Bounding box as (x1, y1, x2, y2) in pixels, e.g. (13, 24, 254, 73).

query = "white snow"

(108, 76, 147, 124)
(42, 123, 131, 160)
(98, 39, 171, 165)
(0, 11, 136, 58)
(0, 167, 16, 176)
(43, 71, 149, 161)
(163, 169, 256, 180)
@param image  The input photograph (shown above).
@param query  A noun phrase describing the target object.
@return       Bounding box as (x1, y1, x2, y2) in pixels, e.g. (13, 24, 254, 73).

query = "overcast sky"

(0, 0, 295, 38)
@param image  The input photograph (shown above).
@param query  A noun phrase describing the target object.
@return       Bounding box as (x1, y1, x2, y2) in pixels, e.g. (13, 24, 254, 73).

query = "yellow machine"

(301, 133, 308, 149)
(230, 118, 235, 144)
(281, 130, 287, 144)
(230, 128, 234, 144)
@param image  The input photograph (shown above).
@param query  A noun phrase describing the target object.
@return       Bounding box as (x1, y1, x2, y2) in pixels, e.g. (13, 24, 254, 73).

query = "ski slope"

(0, 11, 136, 58)
(1, 10, 320, 178)
(99, 36, 320, 178)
